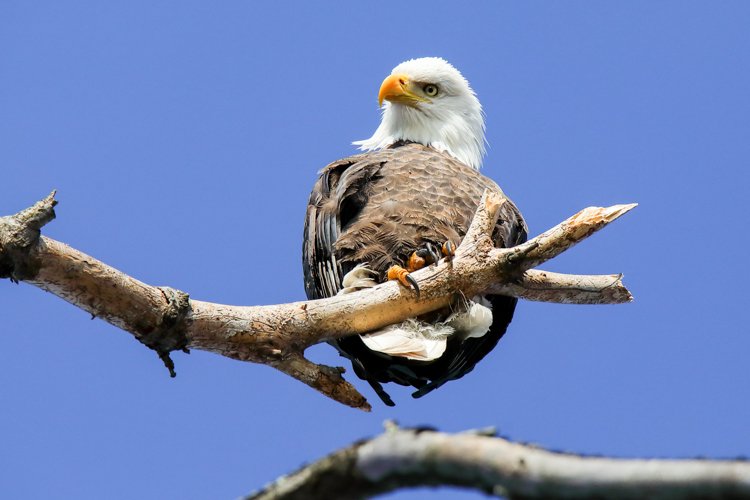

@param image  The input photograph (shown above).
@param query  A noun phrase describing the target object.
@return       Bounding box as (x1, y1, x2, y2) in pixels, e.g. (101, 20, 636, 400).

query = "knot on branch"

(497, 240, 540, 276)
(139, 286, 192, 377)
(0, 192, 57, 282)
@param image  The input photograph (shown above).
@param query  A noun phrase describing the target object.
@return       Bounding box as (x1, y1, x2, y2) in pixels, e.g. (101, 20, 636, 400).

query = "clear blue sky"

(2, 2, 749, 499)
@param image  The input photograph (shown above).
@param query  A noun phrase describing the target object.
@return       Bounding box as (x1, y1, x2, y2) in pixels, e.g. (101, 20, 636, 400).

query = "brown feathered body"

(303, 142, 527, 405)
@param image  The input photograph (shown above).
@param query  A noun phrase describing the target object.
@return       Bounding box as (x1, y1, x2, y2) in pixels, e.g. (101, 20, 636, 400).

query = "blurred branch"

(1, 192, 635, 411)
(245, 424, 750, 500)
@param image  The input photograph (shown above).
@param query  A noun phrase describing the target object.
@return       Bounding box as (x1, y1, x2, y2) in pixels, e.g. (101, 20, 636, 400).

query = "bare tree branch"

(245, 425, 750, 500)
(488, 270, 631, 305)
(0, 192, 635, 410)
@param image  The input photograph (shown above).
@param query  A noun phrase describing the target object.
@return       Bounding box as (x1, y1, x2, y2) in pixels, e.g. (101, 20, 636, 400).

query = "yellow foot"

(406, 243, 441, 272)
(442, 240, 456, 260)
(387, 265, 420, 298)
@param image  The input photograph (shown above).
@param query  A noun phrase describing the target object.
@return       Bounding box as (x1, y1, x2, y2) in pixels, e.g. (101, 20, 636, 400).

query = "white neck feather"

(353, 91, 486, 170)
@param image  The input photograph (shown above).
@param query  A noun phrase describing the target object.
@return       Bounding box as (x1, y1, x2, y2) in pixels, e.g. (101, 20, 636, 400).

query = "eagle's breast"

(331, 144, 517, 280)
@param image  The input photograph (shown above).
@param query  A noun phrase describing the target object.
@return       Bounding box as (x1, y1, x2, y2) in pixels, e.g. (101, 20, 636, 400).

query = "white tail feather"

(361, 319, 451, 361)
(359, 296, 494, 361)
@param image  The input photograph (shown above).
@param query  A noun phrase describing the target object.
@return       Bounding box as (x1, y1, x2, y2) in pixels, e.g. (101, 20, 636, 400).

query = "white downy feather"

(360, 297, 494, 362)
(444, 296, 494, 340)
(361, 318, 452, 361)
(336, 263, 377, 295)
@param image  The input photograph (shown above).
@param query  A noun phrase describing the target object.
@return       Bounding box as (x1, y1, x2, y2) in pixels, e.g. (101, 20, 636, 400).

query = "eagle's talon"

(442, 241, 455, 260)
(387, 265, 421, 299)
(408, 243, 442, 272)
(407, 251, 423, 272)
(405, 274, 421, 299)
(425, 243, 440, 268)
(414, 245, 440, 268)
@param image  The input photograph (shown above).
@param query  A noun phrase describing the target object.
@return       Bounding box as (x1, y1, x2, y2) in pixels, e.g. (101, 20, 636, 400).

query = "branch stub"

(0, 191, 58, 282)
(138, 286, 192, 377)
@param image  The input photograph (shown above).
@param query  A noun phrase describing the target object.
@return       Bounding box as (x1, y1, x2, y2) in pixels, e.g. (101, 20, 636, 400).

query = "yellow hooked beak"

(378, 73, 429, 108)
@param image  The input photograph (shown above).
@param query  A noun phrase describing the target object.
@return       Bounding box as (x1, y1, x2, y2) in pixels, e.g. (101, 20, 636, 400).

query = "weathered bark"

(487, 270, 630, 305)
(0, 192, 635, 411)
(245, 425, 750, 500)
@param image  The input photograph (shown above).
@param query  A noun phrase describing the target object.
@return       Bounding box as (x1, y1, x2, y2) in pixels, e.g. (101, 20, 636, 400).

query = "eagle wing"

(303, 152, 387, 299)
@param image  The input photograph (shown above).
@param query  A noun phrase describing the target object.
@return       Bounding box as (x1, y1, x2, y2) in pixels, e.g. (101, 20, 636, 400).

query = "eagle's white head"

(353, 57, 486, 170)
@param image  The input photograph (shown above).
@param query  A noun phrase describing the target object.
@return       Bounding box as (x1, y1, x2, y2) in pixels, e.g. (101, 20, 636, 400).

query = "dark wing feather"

(302, 152, 397, 404)
(303, 155, 364, 300)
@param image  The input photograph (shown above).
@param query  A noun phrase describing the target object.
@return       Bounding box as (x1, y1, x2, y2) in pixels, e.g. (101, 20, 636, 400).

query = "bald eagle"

(303, 58, 527, 406)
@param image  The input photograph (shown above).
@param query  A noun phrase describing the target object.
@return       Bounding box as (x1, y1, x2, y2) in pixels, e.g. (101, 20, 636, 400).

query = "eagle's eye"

(423, 84, 439, 97)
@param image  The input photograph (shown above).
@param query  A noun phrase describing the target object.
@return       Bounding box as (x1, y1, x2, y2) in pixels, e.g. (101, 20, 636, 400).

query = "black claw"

(415, 243, 441, 267)
(426, 242, 441, 267)
(405, 274, 421, 299)
(415, 248, 432, 259)
(444, 241, 455, 259)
